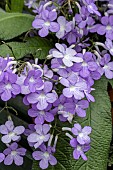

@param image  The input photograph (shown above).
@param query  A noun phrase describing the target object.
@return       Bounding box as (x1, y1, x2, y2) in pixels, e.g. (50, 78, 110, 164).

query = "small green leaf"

(0, 37, 53, 60)
(11, 0, 24, 13)
(0, 12, 34, 40)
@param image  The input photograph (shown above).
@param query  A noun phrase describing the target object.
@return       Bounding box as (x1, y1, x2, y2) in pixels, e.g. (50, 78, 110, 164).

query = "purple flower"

(24, 69, 43, 92)
(32, 9, 60, 37)
(33, 144, 57, 169)
(3, 142, 26, 166)
(71, 123, 92, 145)
(97, 16, 113, 40)
(72, 51, 98, 78)
(0, 72, 21, 101)
(83, 0, 101, 16)
(52, 43, 83, 67)
(99, 53, 113, 79)
(27, 81, 58, 110)
(0, 120, 25, 144)
(60, 76, 87, 100)
(53, 94, 75, 123)
(70, 138, 90, 160)
(56, 16, 72, 39)
(74, 99, 89, 117)
(28, 104, 54, 124)
(27, 124, 50, 149)
(0, 153, 5, 163)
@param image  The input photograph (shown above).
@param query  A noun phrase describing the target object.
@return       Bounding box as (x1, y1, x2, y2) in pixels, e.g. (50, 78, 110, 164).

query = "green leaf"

(0, 37, 53, 59)
(0, 12, 34, 40)
(11, 0, 24, 13)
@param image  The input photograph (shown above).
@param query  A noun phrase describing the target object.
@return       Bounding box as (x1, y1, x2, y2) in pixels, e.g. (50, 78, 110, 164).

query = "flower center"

(106, 25, 112, 31)
(5, 83, 12, 90)
(82, 61, 88, 66)
(79, 132, 84, 138)
(40, 111, 45, 115)
(58, 104, 64, 110)
(9, 132, 15, 137)
(70, 86, 75, 92)
(77, 146, 82, 151)
(39, 135, 45, 140)
(11, 151, 17, 156)
(103, 65, 109, 69)
(44, 21, 50, 27)
(43, 152, 49, 158)
(29, 77, 35, 83)
(64, 54, 70, 60)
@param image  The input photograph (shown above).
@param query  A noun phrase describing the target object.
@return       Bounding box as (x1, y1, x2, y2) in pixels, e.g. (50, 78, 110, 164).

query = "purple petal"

(16, 148, 26, 156)
(13, 126, 25, 135)
(39, 159, 49, 169)
(32, 151, 43, 160)
(0, 125, 8, 134)
(49, 155, 57, 165)
(43, 124, 50, 135)
(39, 27, 49, 37)
(1, 89, 11, 101)
(0, 153, 5, 163)
(14, 155, 23, 166)
(4, 154, 13, 165)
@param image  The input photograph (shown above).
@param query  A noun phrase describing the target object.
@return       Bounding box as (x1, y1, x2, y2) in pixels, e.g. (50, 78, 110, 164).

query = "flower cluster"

(0, 118, 26, 166)
(0, 0, 113, 169)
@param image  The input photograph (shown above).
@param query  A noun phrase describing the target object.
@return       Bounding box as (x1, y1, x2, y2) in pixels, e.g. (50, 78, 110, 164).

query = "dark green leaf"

(0, 12, 34, 40)
(11, 0, 24, 13)
(0, 37, 53, 59)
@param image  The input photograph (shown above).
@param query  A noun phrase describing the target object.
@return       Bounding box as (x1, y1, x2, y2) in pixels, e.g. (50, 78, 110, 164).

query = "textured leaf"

(0, 12, 34, 40)
(11, 0, 24, 13)
(0, 37, 53, 59)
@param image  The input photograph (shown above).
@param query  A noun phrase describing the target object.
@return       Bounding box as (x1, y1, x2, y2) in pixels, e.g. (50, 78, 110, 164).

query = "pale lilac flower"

(97, 16, 113, 40)
(99, 53, 113, 79)
(60, 76, 87, 100)
(70, 138, 90, 160)
(56, 16, 72, 39)
(72, 52, 98, 78)
(71, 123, 92, 145)
(83, 0, 101, 16)
(33, 144, 57, 169)
(27, 81, 58, 110)
(24, 69, 43, 92)
(27, 124, 50, 149)
(3, 142, 26, 166)
(0, 72, 21, 101)
(28, 104, 54, 124)
(0, 120, 25, 144)
(32, 9, 60, 37)
(53, 94, 75, 123)
(16, 74, 30, 95)
(52, 43, 83, 67)
(74, 99, 89, 117)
